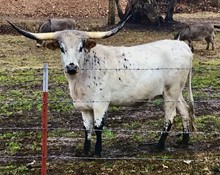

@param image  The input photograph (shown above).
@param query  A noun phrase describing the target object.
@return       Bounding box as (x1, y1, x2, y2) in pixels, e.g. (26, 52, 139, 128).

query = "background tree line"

(108, 0, 220, 25)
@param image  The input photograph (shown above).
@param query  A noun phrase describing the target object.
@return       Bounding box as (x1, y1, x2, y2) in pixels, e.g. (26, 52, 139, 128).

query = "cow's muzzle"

(66, 63, 79, 75)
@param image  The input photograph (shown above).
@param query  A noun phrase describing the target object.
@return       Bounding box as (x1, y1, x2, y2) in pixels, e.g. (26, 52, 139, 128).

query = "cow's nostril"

(66, 64, 78, 75)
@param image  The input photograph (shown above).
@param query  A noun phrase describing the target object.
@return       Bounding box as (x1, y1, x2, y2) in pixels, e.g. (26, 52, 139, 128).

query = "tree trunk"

(165, 0, 177, 23)
(211, 0, 220, 7)
(115, 0, 165, 25)
(115, 0, 124, 20)
(124, 0, 159, 24)
(108, 0, 115, 25)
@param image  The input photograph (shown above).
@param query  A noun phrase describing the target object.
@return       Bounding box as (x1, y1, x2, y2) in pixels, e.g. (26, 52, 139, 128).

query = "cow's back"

(38, 18, 76, 33)
(50, 18, 76, 31)
(99, 40, 192, 71)
(189, 23, 215, 40)
(38, 21, 51, 33)
(178, 23, 215, 41)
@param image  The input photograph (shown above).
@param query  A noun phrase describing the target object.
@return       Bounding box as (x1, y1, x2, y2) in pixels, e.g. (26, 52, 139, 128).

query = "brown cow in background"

(37, 18, 76, 47)
(174, 23, 220, 52)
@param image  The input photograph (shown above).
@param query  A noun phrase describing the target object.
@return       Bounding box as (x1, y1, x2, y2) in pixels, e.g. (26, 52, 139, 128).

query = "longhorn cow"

(7, 18, 196, 157)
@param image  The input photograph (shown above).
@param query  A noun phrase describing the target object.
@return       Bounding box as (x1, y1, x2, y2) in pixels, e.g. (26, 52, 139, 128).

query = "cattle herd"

(7, 16, 218, 157)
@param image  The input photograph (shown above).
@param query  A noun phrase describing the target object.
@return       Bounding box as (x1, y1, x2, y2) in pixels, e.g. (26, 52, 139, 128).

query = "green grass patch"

(0, 24, 220, 175)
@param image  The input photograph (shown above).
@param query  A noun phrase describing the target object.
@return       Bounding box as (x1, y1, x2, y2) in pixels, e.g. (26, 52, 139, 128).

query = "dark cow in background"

(36, 18, 76, 47)
(174, 23, 220, 52)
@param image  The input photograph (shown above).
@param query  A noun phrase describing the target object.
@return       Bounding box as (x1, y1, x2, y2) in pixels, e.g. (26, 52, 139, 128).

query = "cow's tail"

(176, 34, 181, 40)
(188, 59, 197, 133)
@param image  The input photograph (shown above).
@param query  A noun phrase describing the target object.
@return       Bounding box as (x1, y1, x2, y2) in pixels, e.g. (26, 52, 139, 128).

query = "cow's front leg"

(93, 104, 108, 157)
(94, 119, 104, 157)
(82, 111, 94, 156)
(188, 41, 194, 52)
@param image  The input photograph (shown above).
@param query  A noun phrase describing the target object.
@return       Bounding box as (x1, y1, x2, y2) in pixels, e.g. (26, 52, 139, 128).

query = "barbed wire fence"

(0, 64, 220, 173)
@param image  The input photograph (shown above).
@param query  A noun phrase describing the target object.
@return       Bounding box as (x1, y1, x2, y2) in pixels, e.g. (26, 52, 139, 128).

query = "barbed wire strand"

(0, 127, 219, 136)
(0, 99, 220, 105)
(0, 155, 219, 162)
(0, 67, 220, 72)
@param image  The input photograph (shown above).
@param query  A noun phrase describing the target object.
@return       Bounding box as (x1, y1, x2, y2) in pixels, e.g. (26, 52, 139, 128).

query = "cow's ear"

(45, 41, 59, 50)
(84, 39, 96, 51)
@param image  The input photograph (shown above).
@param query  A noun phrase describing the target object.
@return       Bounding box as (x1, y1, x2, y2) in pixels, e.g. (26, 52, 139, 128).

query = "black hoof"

(182, 135, 190, 145)
(93, 151, 102, 158)
(155, 142, 165, 151)
(174, 140, 190, 149)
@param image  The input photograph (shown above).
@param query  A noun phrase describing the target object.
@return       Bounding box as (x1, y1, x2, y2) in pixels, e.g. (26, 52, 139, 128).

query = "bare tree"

(115, 0, 160, 24)
(211, 0, 220, 7)
(115, 0, 124, 20)
(165, 0, 177, 23)
(108, 0, 116, 25)
(114, 0, 177, 25)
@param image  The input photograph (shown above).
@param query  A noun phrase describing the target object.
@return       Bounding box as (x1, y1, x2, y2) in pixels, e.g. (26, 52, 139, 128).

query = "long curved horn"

(6, 20, 56, 40)
(86, 15, 131, 39)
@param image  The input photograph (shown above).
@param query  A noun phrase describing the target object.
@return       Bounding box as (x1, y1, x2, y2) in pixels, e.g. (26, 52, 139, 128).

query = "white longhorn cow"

(7, 18, 196, 157)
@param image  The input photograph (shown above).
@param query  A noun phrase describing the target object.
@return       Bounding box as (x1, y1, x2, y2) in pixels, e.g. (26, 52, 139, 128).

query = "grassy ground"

(0, 25, 220, 174)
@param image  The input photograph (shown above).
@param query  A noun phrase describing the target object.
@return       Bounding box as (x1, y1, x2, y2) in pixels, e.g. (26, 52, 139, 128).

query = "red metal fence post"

(41, 63, 48, 175)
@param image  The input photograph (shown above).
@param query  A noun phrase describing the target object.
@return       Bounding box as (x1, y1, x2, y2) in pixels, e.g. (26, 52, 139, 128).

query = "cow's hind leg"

(205, 38, 210, 50)
(177, 94, 191, 145)
(82, 111, 94, 156)
(205, 36, 215, 50)
(156, 91, 177, 150)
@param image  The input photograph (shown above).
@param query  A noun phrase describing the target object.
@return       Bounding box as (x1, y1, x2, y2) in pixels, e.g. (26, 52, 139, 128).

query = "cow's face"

(54, 31, 96, 75)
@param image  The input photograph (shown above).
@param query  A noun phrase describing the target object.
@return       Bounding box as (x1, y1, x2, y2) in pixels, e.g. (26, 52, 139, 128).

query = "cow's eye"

(79, 45, 83, 52)
(79, 39, 85, 52)
(59, 43, 65, 53)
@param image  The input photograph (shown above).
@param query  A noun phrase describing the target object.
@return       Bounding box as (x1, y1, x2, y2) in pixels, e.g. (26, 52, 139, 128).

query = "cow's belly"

(73, 101, 93, 110)
(110, 80, 163, 106)
(71, 76, 164, 109)
(192, 36, 207, 41)
(108, 69, 164, 106)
